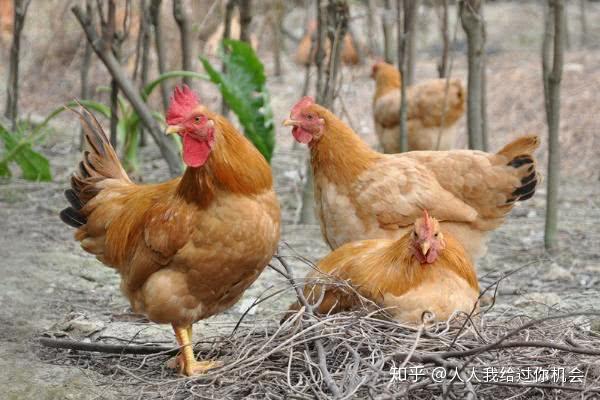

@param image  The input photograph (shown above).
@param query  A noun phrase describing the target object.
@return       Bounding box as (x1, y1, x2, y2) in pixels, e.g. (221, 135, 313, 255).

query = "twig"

(39, 337, 178, 355)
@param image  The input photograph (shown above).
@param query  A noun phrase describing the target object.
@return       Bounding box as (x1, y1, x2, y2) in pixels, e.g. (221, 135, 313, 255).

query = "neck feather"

(177, 115, 273, 206)
(374, 70, 401, 100)
(309, 107, 380, 186)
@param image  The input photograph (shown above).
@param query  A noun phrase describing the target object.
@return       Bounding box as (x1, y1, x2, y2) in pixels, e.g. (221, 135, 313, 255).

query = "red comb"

(166, 85, 200, 125)
(422, 209, 432, 235)
(291, 96, 315, 118)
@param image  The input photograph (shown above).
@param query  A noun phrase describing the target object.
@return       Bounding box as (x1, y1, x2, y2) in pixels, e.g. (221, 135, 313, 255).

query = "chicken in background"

(284, 96, 540, 261)
(372, 61, 465, 152)
(288, 210, 480, 324)
(294, 19, 360, 66)
(60, 87, 280, 376)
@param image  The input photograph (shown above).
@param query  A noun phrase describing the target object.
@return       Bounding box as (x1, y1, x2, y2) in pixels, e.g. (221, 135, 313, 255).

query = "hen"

(295, 20, 359, 66)
(289, 210, 479, 324)
(284, 96, 539, 260)
(60, 87, 280, 376)
(372, 61, 465, 152)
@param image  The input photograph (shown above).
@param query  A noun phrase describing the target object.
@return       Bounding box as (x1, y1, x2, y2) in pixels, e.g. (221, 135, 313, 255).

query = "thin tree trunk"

(579, 0, 587, 47)
(173, 0, 193, 84)
(272, 0, 284, 77)
(402, 0, 419, 86)
(437, 0, 449, 78)
(543, 0, 564, 251)
(220, 0, 235, 115)
(150, 0, 169, 111)
(101, 0, 130, 148)
(300, 0, 327, 225)
(72, 4, 182, 177)
(238, 0, 252, 43)
(314, 0, 327, 103)
(365, 0, 378, 56)
(382, 0, 394, 63)
(79, 0, 94, 150)
(460, 0, 486, 151)
(300, 0, 348, 225)
(139, 0, 151, 147)
(323, 0, 348, 108)
(397, 0, 408, 153)
(4, 0, 31, 131)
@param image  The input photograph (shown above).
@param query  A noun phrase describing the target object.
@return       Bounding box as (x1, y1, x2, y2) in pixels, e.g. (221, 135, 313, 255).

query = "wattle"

(292, 126, 313, 144)
(183, 134, 212, 167)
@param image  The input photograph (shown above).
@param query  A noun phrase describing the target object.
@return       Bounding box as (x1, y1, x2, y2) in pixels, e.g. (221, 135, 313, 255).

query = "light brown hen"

(284, 96, 539, 261)
(289, 210, 480, 324)
(372, 61, 465, 152)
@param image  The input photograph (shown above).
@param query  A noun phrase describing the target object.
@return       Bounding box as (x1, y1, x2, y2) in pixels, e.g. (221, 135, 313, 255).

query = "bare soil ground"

(0, 2, 599, 399)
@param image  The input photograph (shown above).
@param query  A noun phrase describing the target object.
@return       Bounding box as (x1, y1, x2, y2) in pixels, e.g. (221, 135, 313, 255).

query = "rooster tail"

(497, 135, 541, 204)
(60, 105, 131, 228)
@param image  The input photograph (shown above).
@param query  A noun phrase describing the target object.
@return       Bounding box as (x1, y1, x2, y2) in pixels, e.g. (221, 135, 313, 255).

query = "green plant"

(44, 71, 206, 173)
(201, 39, 275, 162)
(0, 121, 52, 181)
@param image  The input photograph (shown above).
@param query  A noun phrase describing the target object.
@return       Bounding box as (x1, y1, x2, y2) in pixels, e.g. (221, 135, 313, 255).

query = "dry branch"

(72, 4, 182, 176)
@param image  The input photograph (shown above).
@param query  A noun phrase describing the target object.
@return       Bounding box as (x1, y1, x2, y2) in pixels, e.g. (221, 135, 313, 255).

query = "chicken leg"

(172, 324, 222, 376)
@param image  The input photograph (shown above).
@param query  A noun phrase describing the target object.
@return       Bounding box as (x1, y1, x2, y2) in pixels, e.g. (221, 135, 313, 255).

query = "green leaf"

(200, 39, 275, 162)
(142, 71, 209, 101)
(0, 123, 52, 181)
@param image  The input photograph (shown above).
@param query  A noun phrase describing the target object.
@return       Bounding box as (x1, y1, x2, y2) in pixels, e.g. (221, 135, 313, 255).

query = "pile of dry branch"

(37, 254, 600, 399)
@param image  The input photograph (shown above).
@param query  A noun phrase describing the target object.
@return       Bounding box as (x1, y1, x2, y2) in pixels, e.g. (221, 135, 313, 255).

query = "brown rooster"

(60, 87, 280, 376)
(372, 61, 465, 152)
(284, 96, 539, 260)
(289, 210, 480, 323)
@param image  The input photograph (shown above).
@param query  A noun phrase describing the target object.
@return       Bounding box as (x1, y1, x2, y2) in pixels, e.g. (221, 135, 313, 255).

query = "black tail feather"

(60, 207, 87, 228)
(65, 189, 83, 210)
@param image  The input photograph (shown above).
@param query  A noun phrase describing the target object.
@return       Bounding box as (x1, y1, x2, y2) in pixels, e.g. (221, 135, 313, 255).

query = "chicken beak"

(165, 125, 182, 135)
(283, 119, 299, 127)
(420, 241, 431, 257)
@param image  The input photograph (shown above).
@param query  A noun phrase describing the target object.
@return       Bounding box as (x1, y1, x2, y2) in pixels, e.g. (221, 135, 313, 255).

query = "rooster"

(284, 96, 539, 260)
(288, 210, 479, 323)
(372, 61, 465, 152)
(60, 86, 280, 376)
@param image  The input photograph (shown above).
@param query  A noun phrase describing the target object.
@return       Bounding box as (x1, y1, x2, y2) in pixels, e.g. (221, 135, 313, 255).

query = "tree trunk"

(173, 0, 193, 84)
(365, 0, 378, 56)
(150, 0, 169, 111)
(437, 0, 449, 78)
(139, 0, 151, 147)
(323, 0, 348, 108)
(314, 0, 327, 103)
(382, 0, 394, 63)
(72, 4, 182, 177)
(272, 0, 284, 77)
(4, 0, 31, 131)
(397, 0, 408, 153)
(402, 0, 419, 86)
(220, 0, 235, 115)
(238, 0, 252, 43)
(542, 0, 564, 251)
(79, 0, 94, 150)
(460, 0, 486, 151)
(579, 0, 587, 47)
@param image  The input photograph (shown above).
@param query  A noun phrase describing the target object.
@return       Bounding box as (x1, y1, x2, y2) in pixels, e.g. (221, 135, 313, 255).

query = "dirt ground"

(0, 2, 599, 399)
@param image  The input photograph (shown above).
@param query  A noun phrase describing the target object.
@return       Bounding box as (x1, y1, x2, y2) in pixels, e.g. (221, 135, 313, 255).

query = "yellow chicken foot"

(172, 324, 223, 376)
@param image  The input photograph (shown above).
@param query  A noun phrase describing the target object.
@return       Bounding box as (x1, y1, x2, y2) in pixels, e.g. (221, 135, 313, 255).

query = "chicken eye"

(194, 116, 202, 123)
(306, 114, 313, 120)
(434, 233, 439, 238)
